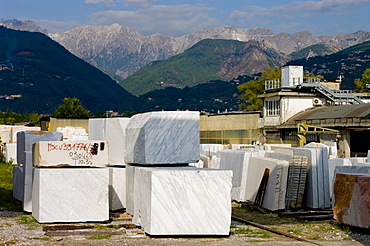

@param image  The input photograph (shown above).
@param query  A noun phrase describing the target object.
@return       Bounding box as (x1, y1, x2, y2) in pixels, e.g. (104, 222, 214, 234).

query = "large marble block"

(125, 111, 200, 165)
(125, 165, 136, 215)
(33, 140, 108, 167)
(32, 167, 109, 223)
(248, 157, 289, 211)
(22, 151, 33, 212)
(200, 144, 226, 156)
(108, 166, 126, 211)
(328, 158, 352, 197)
(12, 165, 23, 201)
(219, 150, 265, 202)
(334, 173, 370, 228)
(132, 166, 232, 235)
(89, 118, 131, 165)
(17, 131, 63, 165)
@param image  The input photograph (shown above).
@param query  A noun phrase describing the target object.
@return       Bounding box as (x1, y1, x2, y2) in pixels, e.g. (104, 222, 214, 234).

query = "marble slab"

(125, 111, 199, 165)
(16, 131, 63, 165)
(132, 166, 232, 235)
(22, 151, 33, 212)
(32, 167, 109, 223)
(248, 157, 289, 211)
(219, 150, 265, 202)
(333, 173, 370, 228)
(108, 166, 126, 211)
(12, 165, 23, 201)
(33, 140, 108, 167)
(89, 118, 131, 165)
(200, 144, 225, 156)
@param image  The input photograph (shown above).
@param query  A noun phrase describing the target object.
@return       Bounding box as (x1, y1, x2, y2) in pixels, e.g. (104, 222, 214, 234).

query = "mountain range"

(0, 26, 133, 113)
(47, 23, 370, 82)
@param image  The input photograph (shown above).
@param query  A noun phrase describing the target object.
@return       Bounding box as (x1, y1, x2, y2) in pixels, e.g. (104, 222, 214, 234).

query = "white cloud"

(88, 4, 220, 36)
(85, 0, 116, 8)
(124, 0, 155, 8)
(33, 19, 82, 33)
(231, 0, 370, 21)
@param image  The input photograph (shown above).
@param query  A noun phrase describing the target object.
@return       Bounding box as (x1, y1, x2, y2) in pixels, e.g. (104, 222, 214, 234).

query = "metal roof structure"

(279, 103, 370, 129)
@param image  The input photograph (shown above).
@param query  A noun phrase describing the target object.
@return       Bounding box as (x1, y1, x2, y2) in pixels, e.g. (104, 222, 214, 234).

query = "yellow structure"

(200, 112, 261, 144)
(45, 117, 89, 132)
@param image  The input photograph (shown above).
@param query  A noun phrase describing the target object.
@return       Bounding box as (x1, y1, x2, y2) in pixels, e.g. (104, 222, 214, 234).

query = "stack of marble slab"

(275, 147, 330, 209)
(15, 131, 63, 212)
(333, 173, 370, 228)
(31, 140, 109, 223)
(89, 117, 131, 211)
(266, 151, 308, 210)
(219, 150, 265, 202)
(125, 111, 232, 235)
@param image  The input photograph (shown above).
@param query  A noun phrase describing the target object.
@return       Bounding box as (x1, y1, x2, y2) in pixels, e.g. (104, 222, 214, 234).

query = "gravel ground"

(1, 211, 369, 246)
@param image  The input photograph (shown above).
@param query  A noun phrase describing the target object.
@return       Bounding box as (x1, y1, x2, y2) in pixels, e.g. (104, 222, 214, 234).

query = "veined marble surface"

(32, 167, 109, 223)
(132, 166, 232, 235)
(108, 166, 126, 211)
(89, 118, 131, 165)
(33, 140, 108, 167)
(17, 131, 62, 165)
(125, 111, 200, 165)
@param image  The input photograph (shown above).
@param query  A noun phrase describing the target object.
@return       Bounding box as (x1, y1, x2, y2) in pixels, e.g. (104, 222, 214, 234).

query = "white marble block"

(125, 165, 136, 215)
(32, 167, 109, 223)
(12, 165, 24, 201)
(89, 118, 131, 165)
(125, 111, 200, 165)
(33, 140, 108, 167)
(219, 150, 265, 202)
(132, 166, 232, 235)
(22, 151, 33, 212)
(108, 166, 126, 211)
(200, 144, 226, 156)
(17, 131, 63, 165)
(4, 143, 17, 163)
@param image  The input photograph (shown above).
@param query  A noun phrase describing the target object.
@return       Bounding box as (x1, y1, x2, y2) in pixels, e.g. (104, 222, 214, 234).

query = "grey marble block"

(16, 131, 63, 165)
(22, 151, 33, 212)
(108, 166, 126, 211)
(125, 111, 200, 165)
(89, 118, 131, 165)
(32, 167, 109, 223)
(132, 166, 232, 235)
(12, 165, 24, 201)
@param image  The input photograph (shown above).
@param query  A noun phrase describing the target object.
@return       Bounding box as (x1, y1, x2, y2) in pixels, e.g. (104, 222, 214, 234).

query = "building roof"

(279, 103, 370, 129)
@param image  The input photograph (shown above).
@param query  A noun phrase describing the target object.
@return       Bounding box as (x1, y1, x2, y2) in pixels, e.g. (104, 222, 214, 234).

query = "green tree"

(54, 98, 91, 118)
(237, 68, 280, 111)
(354, 68, 370, 92)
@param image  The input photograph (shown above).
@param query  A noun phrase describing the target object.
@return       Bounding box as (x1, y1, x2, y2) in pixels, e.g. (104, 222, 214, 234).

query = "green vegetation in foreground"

(234, 226, 271, 238)
(0, 161, 22, 211)
(15, 215, 40, 230)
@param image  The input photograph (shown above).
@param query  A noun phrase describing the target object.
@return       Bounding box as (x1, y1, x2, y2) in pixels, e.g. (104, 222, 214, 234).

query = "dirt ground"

(1, 204, 370, 246)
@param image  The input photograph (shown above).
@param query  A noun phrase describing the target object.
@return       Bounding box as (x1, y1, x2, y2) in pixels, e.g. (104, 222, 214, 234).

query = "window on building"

(265, 100, 280, 116)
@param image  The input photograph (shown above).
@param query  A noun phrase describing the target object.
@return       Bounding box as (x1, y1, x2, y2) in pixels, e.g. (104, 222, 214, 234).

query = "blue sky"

(1, 0, 370, 36)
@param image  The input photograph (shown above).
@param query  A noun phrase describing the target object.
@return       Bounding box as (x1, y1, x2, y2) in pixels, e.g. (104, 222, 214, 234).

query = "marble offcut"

(125, 111, 199, 165)
(33, 140, 108, 167)
(132, 166, 232, 235)
(32, 167, 109, 223)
